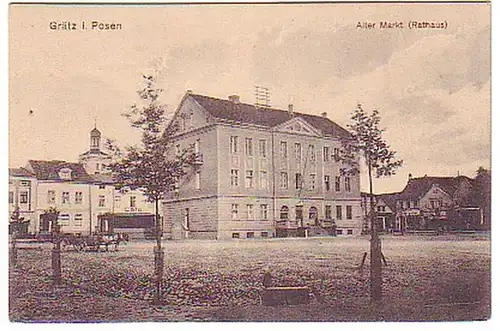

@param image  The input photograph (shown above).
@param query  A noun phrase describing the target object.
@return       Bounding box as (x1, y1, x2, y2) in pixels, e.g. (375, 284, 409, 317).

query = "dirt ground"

(8, 234, 491, 322)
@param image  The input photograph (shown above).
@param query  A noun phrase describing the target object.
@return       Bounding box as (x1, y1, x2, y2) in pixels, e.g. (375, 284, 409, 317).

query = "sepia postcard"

(8, 0, 491, 325)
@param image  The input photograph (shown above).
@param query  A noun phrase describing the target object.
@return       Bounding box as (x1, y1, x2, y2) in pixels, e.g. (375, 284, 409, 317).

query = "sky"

(8, 3, 491, 193)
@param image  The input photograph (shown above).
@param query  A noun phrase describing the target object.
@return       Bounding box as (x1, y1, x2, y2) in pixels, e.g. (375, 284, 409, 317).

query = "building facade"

(9, 168, 37, 234)
(163, 92, 362, 240)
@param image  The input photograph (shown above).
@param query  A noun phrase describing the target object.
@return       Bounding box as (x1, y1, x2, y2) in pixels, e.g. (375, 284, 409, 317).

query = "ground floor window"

(231, 204, 239, 220)
(347, 229, 353, 235)
(74, 214, 83, 226)
(280, 206, 289, 220)
(247, 232, 255, 238)
(261, 231, 268, 238)
(336, 229, 343, 235)
(232, 233, 240, 239)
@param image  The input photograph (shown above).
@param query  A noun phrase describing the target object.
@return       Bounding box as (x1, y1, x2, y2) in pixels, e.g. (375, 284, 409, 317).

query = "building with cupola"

(78, 125, 112, 175)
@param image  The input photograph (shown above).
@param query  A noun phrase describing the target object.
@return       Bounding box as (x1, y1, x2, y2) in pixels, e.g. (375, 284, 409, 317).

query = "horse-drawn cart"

(61, 233, 128, 252)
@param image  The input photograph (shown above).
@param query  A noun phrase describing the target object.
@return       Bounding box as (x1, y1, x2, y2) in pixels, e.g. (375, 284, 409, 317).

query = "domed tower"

(79, 124, 111, 175)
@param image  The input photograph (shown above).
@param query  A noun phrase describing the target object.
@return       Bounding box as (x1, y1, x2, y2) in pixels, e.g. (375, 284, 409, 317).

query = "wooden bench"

(262, 286, 310, 306)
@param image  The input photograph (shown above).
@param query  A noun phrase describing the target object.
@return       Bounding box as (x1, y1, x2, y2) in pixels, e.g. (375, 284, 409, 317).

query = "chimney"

(321, 112, 327, 118)
(408, 173, 412, 180)
(186, 89, 193, 94)
(228, 95, 240, 103)
(288, 104, 294, 115)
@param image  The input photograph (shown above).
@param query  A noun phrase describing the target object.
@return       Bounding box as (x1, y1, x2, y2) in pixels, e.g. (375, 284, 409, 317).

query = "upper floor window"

(345, 177, 351, 192)
(230, 136, 238, 153)
(58, 213, 70, 226)
(230, 169, 239, 187)
(295, 143, 302, 163)
(308, 145, 316, 163)
(295, 173, 303, 190)
(335, 176, 341, 192)
(245, 138, 253, 156)
(336, 205, 343, 220)
(9, 192, 14, 204)
(324, 175, 331, 191)
(259, 171, 268, 189)
(130, 196, 136, 208)
(231, 204, 239, 220)
(98, 195, 106, 207)
(245, 170, 254, 188)
(259, 139, 267, 158)
(323, 146, 330, 162)
(247, 204, 254, 220)
(280, 141, 288, 159)
(346, 205, 353, 219)
(280, 172, 288, 190)
(58, 168, 72, 180)
(48, 190, 56, 204)
(96, 163, 100, 171)
(194, 139, 200, 154)
(62, 192, 70, 204)
(20, 192, 28, 204)
(377, 205, 386, 212)
(75, 192, 83, 204)
(325, 205, 332, 219)
(333, 148, 340, 162)
(195, 171, 201, 190)
(260, 204, 268, 220)
(309, 174, 316, 190)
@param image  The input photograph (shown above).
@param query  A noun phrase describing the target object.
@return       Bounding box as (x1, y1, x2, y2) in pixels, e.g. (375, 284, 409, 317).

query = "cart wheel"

(74, 242, 85, 252)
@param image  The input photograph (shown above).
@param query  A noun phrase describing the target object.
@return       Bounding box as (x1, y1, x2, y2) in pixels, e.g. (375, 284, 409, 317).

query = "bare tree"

(340, 103, 403, 301)
(108, 74, 196, 305)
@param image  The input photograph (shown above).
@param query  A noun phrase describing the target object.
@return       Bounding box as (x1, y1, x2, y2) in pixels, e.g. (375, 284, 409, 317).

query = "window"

(377, 206, 386, 212)
(295, 143, 302, 163)
(230, 136, 238, 153)
(247, 232, 255, 238)
(175, 144, 181, 155)
(20, 192, 28, 204)
(98, 195, 106, 207)
(336, 205, 343, 220)
(247, 204, 254, 220)
(195, 171, 201, 189)
(346, 205, 353, 220)
(62, 192, 70, 204)
(58, 213, 70, 226)
(309, 207, 318, 221)
(20, 180, 30, 187)
(324, 175, 331, 191)
(230, 169, 239, 187)
(280, 141, 287, 159)
(231, 204, 239, 220)
(259, 139, 267, 157)
(75, 192, 83, 204)
(245, 170, 254, 188)
(309, 174, 316, 190)
(308, 145, 316, 163)
(280, 206, 289, 220)
(99, 184, 106, 189)
(280, 172, 288, 189)
(347, 229, 353, 235)
(336, 229, 343, 235)
(184, 208, 190, 230)
(48, 190, 56, 204)
(261, 232, 269, 238)
(325, 205, 332, 219)
(130, 196, 136, 208)
(232, 233, 240, 239)
(245, 138, 253, 156)
(345, 177, 351, 192)
(413, 200, 419, 208)
(9, 192, 13, 204)
(333, 148, 340, 162)
(323, 146, 330, 162)
(96, 163, 100, 171)
(335, 176, 341, 192)
(295, 173, 303, 190)
(259, 171, 268, 189)
(74, 214, 83, 226)
(260, 204, 268, 220)
(59, 168, 72, 180)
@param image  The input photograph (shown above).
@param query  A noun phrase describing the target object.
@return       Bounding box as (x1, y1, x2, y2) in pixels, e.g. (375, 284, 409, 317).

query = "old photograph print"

(8, 1, 491, 323)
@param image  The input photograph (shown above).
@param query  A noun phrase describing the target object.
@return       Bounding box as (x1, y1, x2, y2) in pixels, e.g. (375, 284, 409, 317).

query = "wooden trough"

(261, 271, 310, 306)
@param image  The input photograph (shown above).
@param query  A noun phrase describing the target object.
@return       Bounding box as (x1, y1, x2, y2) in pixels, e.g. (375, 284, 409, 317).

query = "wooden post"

(52, 222, 62, 286)
(358, 252, 368, 271)
(10, 231, 18, 267)
(153, 198, 164, 306)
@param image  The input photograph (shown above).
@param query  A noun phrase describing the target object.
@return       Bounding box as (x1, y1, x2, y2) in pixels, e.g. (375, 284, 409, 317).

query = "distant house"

(9, 168, 37, 234)
(395, 174, 480, 230)
(361, 192, 399, 233)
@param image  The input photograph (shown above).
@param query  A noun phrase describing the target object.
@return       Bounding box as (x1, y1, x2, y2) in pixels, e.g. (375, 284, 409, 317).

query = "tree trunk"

(153, 198, 164, 305)
(368, 161, 382, 301)
(52, 224, 62, 286)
